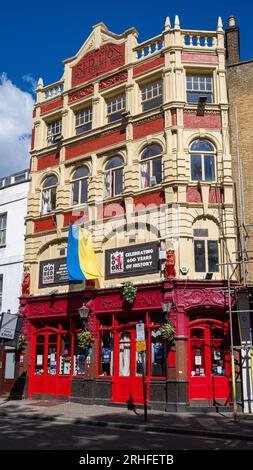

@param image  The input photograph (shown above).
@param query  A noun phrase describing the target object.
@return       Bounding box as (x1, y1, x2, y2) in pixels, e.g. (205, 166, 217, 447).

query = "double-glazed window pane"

(194, 240, 206, 272)
(204, 155, 215, 181)
(141, 158, 162, 188)
(194, 239, 219, 273)
(42, 187, 57, 214)
(104, 167, 123, 197)
(208, 240, 219, 272)
(191, 154, 215, 181)
(72, 179, 88, 205)
(0, 214, 7, 246)
(191, 155, 202, 180)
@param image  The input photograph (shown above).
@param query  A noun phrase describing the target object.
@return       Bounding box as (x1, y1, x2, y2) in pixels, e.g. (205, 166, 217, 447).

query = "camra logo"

(110, 251, 124, 274)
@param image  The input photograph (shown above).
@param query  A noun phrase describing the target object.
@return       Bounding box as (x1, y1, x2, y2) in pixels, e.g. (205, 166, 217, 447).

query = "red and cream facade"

(21, 17, 237, 410)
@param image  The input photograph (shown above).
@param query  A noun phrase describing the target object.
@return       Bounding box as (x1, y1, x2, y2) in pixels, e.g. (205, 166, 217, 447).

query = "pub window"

(151, 330, 166, 376)
(190, 139, 216, 182)
(104, 156, 124, 198)
(100, 331, 114, 376)
(141, 80, 163, 111)
(106, 94, 126, 123)
(59, 333, 72, 375)
(47, 119, 62, 146)
(119, 331, 130, 376)
(75, 107, 92, 134)
(73, 334, 86, 375)
(186, 75, 213, 104)
(41, 175, 58, 214)
(71, 165, 89, 206)
(140, 144, 162, 188)
(35, 334, 45, 375)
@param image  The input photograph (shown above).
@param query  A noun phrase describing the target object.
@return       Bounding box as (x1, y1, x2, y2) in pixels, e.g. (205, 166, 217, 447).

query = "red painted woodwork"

(72, 43, 125, 87)
(65, 130, 126, 160)
(68, 85, 94, 104)
(34, 217, 56, 233)
(37, 152, 59, 171)
(188, 318, 230, 402)
(40, 99, 63, 115)
(133, 117, 164, 140)
(99, 71, 128, 90)
(133, 191, 165, 210)
(187, 187, 202, 203)
(182, 53, 218, 63)
(133, 56, 164, 77)
(184, 112, 221, 129)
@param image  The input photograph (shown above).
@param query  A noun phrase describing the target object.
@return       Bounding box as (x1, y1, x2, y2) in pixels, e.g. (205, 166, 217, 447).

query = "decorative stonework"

(99, 71, 128, 90)
(68, 85, 94, 103)
(72, 43, 125, 87)
(174, 288, 233, 311)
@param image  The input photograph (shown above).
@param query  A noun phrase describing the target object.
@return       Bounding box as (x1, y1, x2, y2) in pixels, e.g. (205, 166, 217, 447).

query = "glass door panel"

(119, 331, 131, 376)
(35, 334, 45, 375)
(190, 328, 205, 377)
(47, 333, 57, 375)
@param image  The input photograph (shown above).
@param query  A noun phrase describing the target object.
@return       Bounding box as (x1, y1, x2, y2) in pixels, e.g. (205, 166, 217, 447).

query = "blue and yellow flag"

(67, 225, 101, 281)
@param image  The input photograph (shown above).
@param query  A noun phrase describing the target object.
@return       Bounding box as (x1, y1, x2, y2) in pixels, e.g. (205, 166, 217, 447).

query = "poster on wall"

(39, 258, 69, 288)
(105, 242, 159, 279)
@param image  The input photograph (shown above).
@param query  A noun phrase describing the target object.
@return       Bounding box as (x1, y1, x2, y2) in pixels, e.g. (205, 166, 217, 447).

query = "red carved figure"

(22, 271, 30, 296)
(164, 250, 176, 280)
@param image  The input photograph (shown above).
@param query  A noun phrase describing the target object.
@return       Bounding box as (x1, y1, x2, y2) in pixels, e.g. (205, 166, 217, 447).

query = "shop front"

(20, 280, 235, 410)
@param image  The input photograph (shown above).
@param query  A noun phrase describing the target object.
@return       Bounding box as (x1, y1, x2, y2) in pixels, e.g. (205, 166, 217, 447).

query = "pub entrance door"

(188, 318, 230, 404)
(112, 317, 148, 405)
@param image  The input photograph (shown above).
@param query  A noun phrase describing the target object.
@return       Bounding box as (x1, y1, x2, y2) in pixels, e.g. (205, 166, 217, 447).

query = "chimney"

(225, 16, 240, 65)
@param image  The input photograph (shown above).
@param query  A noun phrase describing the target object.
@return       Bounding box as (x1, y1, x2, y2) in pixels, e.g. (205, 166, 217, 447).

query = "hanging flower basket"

(122, 282, 137, 304)
(159, 322, 175, 344)
(77, 330, 92, 350)
(16, 334, 26, 351)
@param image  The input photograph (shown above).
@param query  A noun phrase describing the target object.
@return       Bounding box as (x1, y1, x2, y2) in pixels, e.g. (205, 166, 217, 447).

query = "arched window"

(140, 144, 162, 188)
(190, 139, 216, 182)
(104, 156, 124, 198)
(41, 176, 58, 214)
(71, 165, 89, 206)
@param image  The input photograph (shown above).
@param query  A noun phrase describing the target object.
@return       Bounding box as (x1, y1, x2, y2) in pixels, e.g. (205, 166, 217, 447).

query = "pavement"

(0, 398, 253, 441)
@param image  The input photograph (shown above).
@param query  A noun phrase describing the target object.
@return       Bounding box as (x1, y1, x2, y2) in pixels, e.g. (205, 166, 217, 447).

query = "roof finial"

(217, 16, 223, 31)
(174, 15, 180, 29)
(165, 16, 171, 31)
(37, 78, 44, 89)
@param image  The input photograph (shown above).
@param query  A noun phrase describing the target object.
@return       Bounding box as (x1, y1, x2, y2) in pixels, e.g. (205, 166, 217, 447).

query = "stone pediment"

(65, 22, 136, 87)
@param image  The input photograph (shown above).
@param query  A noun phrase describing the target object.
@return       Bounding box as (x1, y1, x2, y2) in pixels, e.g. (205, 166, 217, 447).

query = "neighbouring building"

(20, 16, 239, 411)
(0, 169, 30, 397)
(226, 15, 253, 413)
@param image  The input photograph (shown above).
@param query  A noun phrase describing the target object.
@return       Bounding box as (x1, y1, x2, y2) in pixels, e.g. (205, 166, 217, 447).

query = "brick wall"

(227, 61, 253, 281)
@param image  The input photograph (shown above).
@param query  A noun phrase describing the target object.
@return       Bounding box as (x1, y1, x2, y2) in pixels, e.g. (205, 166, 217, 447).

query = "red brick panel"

(133, 191, 165, 209)
(181, 53, 218, 63)
(72, 43, 125, 87)
(31, 128, 35, 150)
(184, 113, 221, 129)
(68, 85, 94, 104)
(209, 188, 224, 203)
(40, 99, 63, 115)
(133, 117, 164, 139)
(133, 56, 164, 77)
(37, 152, 60, 171)
(65, 130, 126, 160)
(63, 211, 89, 226)
(99, 71, 128, 90)
(34, 217, 56, 233)
(187, 187, 202, 203)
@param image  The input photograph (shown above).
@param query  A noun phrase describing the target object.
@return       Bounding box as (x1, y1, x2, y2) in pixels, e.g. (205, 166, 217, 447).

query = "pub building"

(19, 16, 240, 410)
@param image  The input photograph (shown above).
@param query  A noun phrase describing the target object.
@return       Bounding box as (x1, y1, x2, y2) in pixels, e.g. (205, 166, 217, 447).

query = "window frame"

(186, 74, 213, 104)
(47, 119, 62, 146)
(41, 176, 58, 215)
(0, 274, 3, 312)
(75, 107, 92, 135)
(104, 156, 124, 198)
(71, 166, 90, 206)
(0, 213, 7, 247)
(141, 80, 163, 111)
(106, 94, 126, 123)
(190, 140, 216, 182)
(194, 237, 219, 274)
(140, 145, 163, 188)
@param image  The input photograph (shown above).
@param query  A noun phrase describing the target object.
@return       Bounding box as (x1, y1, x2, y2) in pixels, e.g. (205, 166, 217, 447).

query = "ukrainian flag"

(67, 225, 101, 281)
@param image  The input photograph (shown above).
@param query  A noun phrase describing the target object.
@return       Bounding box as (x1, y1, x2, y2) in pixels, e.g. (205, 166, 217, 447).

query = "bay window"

(104, 156, 124, 197)
(140, 144, 162, 188)
(190, 139, 216, 182)
(141, 80, 163, 111)
(186, 75, 213, 104)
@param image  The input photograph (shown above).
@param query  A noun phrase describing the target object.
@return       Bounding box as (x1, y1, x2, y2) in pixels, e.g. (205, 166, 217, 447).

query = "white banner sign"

(0, 313, 18, 340)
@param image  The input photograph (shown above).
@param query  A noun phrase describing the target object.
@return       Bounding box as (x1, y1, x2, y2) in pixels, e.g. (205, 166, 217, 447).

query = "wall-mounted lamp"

(78, 304, 90, 326)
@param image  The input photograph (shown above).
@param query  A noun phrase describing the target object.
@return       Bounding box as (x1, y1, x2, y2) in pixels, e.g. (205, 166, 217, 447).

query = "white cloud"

(0, 73, 34, 177)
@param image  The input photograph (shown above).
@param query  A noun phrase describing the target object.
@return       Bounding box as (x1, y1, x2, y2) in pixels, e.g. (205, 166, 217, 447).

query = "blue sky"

(0, 0, 252, 176)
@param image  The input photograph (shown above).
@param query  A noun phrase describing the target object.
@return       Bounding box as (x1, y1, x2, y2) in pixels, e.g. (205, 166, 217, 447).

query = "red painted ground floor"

(18, 280, 238, 410)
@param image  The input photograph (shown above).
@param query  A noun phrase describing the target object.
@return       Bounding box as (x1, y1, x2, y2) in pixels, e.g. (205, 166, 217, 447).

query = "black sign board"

(39, 258, 69, 288)
(0, 314, 23, 348)
(105, 242, 159, 279)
